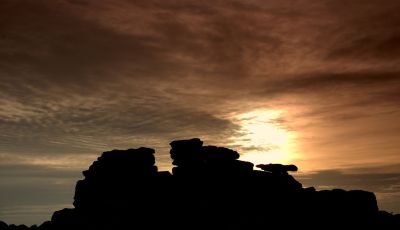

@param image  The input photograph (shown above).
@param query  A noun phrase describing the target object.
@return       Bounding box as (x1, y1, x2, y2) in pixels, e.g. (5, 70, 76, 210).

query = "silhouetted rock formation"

(0, 221, 8, 230)
(74, 147, 158, 210)
(170, 138, 253, 179)
(1, 138, 399, 229)
(53, 147, 171, 230)
(256, 163, 298, 174)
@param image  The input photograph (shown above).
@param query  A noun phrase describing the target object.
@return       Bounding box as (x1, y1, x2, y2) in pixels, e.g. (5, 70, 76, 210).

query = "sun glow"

(231, 109, 297, 165)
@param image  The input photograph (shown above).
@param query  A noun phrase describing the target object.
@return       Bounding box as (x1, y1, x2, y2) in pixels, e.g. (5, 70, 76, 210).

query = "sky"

(1, 0, 400, 225)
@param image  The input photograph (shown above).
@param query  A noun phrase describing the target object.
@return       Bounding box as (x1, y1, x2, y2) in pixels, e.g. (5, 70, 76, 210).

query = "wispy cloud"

(1, 0, 400, 224)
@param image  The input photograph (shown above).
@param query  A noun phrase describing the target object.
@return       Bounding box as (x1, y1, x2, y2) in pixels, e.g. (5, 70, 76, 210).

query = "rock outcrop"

(0, 138, 399, 230)
(170, 138, 254, 178)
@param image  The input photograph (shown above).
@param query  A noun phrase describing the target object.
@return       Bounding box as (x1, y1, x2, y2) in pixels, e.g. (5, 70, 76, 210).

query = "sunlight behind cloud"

(230, 109, 298, 165)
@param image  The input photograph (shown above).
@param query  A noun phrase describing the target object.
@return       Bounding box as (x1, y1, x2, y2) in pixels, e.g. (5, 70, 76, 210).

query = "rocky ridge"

(1, 138, 399, 230)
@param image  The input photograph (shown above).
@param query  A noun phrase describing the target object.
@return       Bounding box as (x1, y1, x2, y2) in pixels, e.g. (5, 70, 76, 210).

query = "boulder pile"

(0, 138, 399, 230)
(170, 138, 253, 177)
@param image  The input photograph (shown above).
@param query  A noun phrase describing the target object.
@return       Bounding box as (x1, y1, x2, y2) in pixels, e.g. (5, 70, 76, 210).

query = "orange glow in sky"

(230, 109, 298, 165)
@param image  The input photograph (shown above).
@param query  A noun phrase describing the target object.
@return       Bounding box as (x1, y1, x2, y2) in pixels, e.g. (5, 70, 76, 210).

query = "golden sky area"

(1, 0, 400, 225)
(229, 109, 298, 165)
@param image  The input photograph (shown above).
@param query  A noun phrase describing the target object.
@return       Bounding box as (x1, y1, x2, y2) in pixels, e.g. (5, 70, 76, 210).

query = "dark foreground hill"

(1, 138, 399, 229)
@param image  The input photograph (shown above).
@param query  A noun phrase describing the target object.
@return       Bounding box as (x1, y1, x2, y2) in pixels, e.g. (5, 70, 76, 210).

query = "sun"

(230, 109, 297, 165)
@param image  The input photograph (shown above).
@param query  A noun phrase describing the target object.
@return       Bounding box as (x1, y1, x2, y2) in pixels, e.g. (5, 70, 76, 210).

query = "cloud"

(0, 204, 72, 226)
(0, 164, 80, 178)
(1, 0, 399, 167)
(0, 98, 240, 170)
(0, 0, 278, 162)
(0, 163, 78, 225)
(295, 164, 400, 213)
(1, 0, 400, 224)
(322, 0, 400, 60)
(0, 0, 284, 96)
(256, 71, 400, 98)
(297, 169, 400, 192)
(1, 0, 399, 176)
(1, 0, 173, 90)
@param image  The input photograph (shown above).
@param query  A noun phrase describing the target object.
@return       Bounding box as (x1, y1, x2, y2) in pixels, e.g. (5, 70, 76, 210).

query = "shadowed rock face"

(256, 163, 298, 174)
(1, 138, 399, 230)
(74, 147, 159, 210)
(170, 138, 253, 179)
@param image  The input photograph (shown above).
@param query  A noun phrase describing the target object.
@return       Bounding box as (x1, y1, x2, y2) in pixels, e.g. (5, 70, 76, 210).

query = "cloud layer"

(1, 0, 400, 225)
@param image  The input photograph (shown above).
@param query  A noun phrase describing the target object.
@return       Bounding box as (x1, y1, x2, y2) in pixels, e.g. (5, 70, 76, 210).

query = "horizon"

(1, 0, 400, 225)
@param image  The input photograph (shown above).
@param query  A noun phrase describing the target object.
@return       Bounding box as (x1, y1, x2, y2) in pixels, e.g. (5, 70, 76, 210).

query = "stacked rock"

(63, 147, 161, 229)
(74, 147, 158, 209)
(170, 138, 204, 168)
(256, 164, 298, 174)
(169, 139, 255, 229)
(254, 163, 302, 191)
(2, 138, 400, 230)
(169, 138, 254, 178)
(83, 147, 157, 179)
